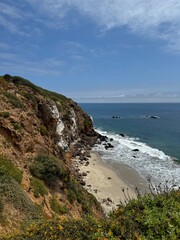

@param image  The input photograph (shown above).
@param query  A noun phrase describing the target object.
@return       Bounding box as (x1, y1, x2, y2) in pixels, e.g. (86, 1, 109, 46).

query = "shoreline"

(74, 151, 149, 213)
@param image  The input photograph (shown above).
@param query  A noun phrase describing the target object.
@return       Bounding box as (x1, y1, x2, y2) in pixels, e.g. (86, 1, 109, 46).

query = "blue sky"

(1, 0, 180, 102)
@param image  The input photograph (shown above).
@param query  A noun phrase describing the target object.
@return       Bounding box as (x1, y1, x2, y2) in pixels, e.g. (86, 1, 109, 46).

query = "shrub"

(50, 197, 68, 215)
(3, 92, 24, 109)
(12, 122, 22, 131)
(0, 155, 22, 184)
(84, 119, 91, 128)
(0, 112, 10, 118)
(30, 155, 69, 187)
(30, 177, 48, 198)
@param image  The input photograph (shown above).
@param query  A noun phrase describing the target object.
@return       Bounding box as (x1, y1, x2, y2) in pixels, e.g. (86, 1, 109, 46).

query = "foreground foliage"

(2, 189, 180, 240)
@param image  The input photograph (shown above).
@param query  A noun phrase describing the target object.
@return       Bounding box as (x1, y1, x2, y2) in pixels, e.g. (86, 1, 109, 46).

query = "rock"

(119, 133, 125, 137)
(132, 149, 139, 152)
(149, 115, 159, 119)
(109, 138, 113, 141)
(82, 172, 87, 176)
(85, 162, 89, 166)
(107, 177, 112, 180)
(107, 197, 112, 203)
(80, 180, 86, 186)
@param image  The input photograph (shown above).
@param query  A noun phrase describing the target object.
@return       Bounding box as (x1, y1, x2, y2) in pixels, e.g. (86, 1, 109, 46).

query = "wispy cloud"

(26, 0, 180, 52)
(0, 53, 64, 76)
(2, 1, 180, 51)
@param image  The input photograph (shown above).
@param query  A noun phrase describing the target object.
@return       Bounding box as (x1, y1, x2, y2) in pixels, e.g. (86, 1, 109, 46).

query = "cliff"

(0, 75, 103, 235)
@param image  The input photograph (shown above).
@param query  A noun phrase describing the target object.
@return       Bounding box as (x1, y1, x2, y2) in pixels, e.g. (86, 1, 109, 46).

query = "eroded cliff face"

(0, 75, 102, 235)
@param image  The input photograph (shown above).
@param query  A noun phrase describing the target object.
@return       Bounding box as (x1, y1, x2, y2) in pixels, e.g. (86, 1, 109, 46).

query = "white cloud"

(26, 0, 180, 52)
(1, 1, 180, 51)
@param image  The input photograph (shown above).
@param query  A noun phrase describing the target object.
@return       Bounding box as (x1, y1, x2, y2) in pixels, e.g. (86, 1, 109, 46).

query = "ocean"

(79, 103, 180, 186)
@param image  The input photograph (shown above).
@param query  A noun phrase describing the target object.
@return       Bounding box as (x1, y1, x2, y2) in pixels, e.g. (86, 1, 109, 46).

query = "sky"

(1, 0, 180, 103)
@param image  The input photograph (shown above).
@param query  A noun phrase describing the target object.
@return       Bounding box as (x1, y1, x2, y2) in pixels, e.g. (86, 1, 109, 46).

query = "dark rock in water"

(133, 149, 139, 152)
(149, 115, 159, 119)
(107, 143, 114, 148)
(104, 143, 114, 150)
(119, 133, 125, 137)
(98, 135, 108, 142)
(109, 138, 113, 142)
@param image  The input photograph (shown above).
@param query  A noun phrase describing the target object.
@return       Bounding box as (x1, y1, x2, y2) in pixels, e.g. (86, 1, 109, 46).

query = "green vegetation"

(39, 125, 48, 136)
(67, 177, 100, 214)
(30, 155, 69, 187)
(2, 189, 180, 240)
(30, 177, 48, 198)
(12, 122, 22, 131)
(0, 111, 10, 118)
(3, 75, 68, 103)
(84, 119, 91, 128)
(3, 92, 24, 109)
(0, 156, 41, 220)
(0, 155, 22, 184)
(19, 91, 37, 106)
(50, 197, 68, 215)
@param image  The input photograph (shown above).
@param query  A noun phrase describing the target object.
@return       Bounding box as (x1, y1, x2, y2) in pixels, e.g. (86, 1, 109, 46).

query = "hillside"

(0, 74, 103, 235)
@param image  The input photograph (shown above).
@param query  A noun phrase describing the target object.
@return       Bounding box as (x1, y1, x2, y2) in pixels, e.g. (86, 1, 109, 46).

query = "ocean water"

(80, 103, 180, 186)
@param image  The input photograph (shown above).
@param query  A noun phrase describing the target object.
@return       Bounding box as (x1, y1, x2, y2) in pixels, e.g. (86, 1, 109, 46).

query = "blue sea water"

(80, 103, 180, 185)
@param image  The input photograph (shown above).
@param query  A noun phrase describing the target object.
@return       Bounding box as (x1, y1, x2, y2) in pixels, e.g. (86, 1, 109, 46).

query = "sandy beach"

(74, 151, 149, 213)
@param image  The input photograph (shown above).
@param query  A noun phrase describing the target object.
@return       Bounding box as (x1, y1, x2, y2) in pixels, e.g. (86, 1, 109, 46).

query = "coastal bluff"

(0, 74, 103, 235)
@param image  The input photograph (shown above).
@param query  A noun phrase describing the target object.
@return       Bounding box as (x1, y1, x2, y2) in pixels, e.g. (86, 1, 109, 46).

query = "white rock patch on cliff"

(70, 108, 77, 137)
(50, 104, 68, 149)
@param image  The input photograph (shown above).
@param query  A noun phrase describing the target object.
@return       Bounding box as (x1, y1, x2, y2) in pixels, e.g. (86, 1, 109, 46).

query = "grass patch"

(0, 112, 10, 119)
(39, 125, 48, 136)
(0, 166, 41, 221)
(3, 92, 24, 109)
(30, 177, 48, 198)
(0, 155, 22, 184)
(50, 197, 68, 215)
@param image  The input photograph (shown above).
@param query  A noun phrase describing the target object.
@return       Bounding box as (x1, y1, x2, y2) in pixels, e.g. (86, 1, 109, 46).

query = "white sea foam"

(94, 128, 180, 186)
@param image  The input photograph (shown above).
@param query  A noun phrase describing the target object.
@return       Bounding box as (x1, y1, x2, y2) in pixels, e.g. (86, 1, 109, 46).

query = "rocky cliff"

(0, 75, 103, 235)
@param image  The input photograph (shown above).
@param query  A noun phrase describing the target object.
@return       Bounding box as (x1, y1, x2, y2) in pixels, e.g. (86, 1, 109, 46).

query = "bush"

(12, 122, 22, 131)
(30, 155, 69, 187)
(3, 92, 24, 109)
(50, 197, 68, 215)
(0, 112, 10, 118)
(30, 177, 48, 198)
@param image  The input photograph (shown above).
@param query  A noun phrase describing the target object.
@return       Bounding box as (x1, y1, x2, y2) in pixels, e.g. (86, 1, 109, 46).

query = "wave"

(94, 128, 180, 186)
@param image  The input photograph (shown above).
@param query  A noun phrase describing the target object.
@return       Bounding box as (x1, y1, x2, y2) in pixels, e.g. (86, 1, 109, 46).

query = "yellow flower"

(59, 225, 63, 231)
